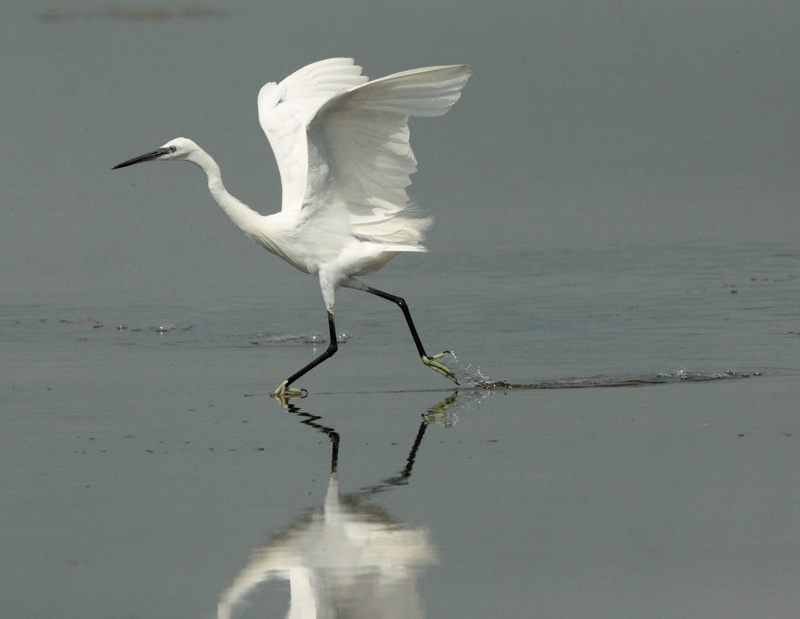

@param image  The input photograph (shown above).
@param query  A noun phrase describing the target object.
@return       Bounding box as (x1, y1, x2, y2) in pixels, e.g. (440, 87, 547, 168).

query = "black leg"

(284, 311, 338, 388)
(362, 286, 429, 358)
(362, 285, 459, 384)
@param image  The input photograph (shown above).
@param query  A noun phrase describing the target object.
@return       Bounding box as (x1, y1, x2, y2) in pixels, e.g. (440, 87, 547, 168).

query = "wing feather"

(306, 64, 473, 244)
(258, 58, 368, 212)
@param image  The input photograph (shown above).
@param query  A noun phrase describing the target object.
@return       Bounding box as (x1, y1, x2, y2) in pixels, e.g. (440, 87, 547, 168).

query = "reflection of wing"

(258, 58, 369, 214)
(217, 473, 436, 619)
(306, 64, 473, 243)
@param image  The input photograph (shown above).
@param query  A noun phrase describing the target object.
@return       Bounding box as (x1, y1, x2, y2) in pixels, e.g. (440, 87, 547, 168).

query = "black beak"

(113, 147, 170, 170)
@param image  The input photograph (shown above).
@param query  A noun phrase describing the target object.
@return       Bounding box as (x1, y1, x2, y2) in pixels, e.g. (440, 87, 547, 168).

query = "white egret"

(114, 58, 472, 398)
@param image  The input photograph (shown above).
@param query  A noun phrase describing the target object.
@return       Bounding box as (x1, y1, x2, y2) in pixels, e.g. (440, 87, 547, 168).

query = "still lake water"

(3, 2, 800, 617)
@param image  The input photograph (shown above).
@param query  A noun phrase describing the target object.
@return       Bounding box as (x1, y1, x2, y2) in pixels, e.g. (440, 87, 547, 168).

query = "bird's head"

(113, 137, 199, 169)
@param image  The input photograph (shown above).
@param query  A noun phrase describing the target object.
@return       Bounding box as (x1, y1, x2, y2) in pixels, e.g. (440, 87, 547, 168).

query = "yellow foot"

(422, 352, 459, 385)
(270, 380, 307, 403)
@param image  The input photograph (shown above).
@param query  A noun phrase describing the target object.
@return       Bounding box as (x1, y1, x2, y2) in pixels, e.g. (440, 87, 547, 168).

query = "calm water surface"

(3, 2, 800, 617)
(3, 243, 800, 618)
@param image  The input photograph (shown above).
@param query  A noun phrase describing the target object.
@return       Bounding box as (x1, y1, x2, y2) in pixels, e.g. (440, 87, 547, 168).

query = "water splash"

(445, 352, 495, 388)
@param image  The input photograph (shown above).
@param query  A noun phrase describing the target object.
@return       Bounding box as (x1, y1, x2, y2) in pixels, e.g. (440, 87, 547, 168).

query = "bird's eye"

(168, 146, 177, 153)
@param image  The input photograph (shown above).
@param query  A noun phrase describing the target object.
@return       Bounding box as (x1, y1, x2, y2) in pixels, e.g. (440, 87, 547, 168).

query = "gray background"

(2, 2, 800, 618)
(4, 1, 800, 303)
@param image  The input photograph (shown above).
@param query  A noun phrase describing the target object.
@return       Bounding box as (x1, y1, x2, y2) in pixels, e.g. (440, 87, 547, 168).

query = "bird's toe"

(422, 354, 459, 385)
(270, 381, 308, 402)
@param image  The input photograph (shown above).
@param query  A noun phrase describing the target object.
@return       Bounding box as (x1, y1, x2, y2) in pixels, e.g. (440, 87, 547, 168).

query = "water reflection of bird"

(113, 58, 472, 398)
(216, 404, 443, 619)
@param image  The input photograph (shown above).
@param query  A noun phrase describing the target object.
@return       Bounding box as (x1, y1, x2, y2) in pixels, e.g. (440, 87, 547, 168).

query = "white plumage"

(114, 58, 473, 398)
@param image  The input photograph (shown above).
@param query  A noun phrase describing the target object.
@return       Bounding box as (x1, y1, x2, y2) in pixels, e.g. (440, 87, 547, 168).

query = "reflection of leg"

(359, 392, 459, 496)
(361, 285, 458, 385)
(357, 419, 431, 496)
(283, 403, 340, 472)
(271, 311, 338, 399)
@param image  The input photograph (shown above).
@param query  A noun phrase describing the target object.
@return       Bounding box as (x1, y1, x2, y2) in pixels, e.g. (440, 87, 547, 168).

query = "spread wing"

(305, 64, 473, 244)
(258, 58, 368, 212)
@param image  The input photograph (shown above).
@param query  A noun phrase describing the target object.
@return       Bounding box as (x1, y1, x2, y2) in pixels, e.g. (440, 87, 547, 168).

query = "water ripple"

(473, 369, 760, 390)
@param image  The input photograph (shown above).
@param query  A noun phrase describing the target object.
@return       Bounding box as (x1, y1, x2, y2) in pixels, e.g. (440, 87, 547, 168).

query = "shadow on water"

(216, 393, 459, 619)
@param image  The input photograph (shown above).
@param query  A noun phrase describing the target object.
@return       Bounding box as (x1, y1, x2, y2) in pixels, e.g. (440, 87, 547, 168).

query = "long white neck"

(188, 147, 262, 234)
